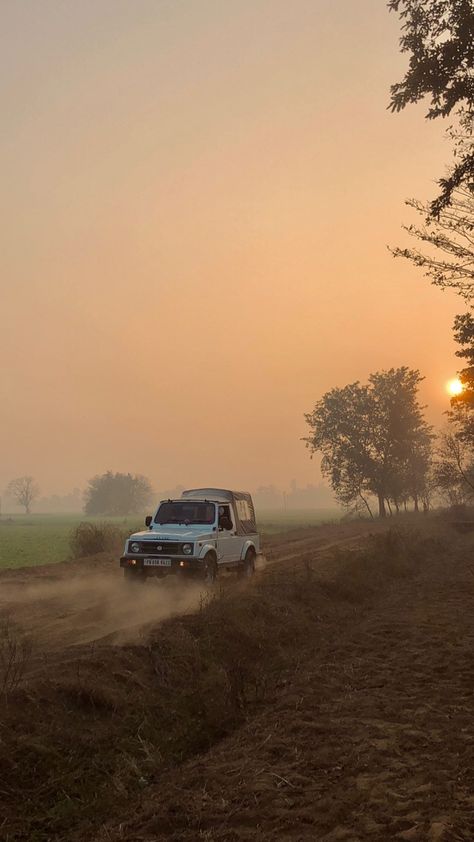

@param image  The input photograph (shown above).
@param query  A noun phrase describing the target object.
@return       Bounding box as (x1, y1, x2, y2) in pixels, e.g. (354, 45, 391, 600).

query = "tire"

(123, 567, 146, 584)
(240, 548, 256, 578)
(202, 552, 217, 585)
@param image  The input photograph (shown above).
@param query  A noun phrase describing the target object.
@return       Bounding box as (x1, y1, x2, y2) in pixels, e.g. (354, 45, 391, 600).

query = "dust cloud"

(0, 572, 206, 650)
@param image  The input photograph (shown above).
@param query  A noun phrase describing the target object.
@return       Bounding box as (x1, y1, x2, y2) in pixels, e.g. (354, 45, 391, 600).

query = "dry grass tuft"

(0, 614, 33, 700)
(70, 522, 125, 557)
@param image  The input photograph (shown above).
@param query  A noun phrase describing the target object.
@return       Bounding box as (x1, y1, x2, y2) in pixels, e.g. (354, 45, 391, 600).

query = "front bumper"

(120, 555, 202, 576)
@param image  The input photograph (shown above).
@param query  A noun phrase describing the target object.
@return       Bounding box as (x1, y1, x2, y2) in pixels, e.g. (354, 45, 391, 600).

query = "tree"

(427, 316, 474, 503)
(84, 471, 153, 516)
(6, 477, 40, 515)
(388, 0, 474, 214)
(444, 312, 474, 445)
(304, 368, 432, 518)
(391, 185, 474, 301)
(451, 311, 474, 404)
(433, 429, 474, 503)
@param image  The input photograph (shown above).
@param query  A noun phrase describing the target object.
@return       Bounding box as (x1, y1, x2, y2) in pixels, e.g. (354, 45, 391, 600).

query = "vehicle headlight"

(130, 542, 140, 553)
(182, 543, 193, 555)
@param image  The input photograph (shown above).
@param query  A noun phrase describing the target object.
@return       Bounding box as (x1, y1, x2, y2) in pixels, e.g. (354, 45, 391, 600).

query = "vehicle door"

(216, 504, 242, 565)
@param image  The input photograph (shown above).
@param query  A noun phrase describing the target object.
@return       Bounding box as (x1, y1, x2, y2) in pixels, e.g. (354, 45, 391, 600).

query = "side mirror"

(145, 515, 152, 528)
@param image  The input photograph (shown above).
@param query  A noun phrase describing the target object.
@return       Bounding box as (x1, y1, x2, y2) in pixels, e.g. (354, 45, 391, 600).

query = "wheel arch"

(199, 543, 218, 561)
(240, 539, 258, 561)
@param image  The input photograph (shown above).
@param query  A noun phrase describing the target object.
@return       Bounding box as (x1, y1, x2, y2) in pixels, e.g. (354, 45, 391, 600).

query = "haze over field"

(0, 0, 460, 496)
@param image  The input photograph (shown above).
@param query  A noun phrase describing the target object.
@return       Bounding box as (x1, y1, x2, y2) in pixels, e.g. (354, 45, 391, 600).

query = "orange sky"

(0, 0, 463, 496)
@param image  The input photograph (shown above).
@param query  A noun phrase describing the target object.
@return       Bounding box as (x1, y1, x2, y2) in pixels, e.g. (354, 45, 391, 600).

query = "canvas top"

(181, 488, 257, 535)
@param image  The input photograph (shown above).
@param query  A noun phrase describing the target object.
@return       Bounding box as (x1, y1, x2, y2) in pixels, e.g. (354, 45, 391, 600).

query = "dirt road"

(0, 519, 380, 652)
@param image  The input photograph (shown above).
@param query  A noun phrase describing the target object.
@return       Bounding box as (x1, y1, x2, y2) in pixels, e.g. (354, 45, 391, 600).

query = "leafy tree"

(6, 476, 40, 515)
(304, 368, 432, 518)
(388, 0, 474, 214)
(84, 471, 153, 516)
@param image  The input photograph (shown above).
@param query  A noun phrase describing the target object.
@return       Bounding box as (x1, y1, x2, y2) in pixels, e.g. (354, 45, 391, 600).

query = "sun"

(447, 378, 464, 397)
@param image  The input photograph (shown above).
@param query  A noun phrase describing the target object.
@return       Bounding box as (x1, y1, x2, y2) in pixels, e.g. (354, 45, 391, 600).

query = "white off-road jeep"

(120, 488, 261, 583)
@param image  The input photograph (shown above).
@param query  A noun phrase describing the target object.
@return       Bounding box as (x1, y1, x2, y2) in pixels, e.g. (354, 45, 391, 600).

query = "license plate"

(144, 558, 172, 567)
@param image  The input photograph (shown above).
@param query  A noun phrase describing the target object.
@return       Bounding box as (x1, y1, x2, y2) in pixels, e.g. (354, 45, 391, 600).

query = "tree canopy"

(84, 471, 153, 516)
(389, 0, 474, 214)
(432, 314, 474, 502)
(304, 368, 432, 517)
(445, 311, 474, 441)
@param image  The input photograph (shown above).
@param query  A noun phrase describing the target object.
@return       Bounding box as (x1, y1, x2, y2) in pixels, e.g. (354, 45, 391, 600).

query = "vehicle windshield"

(154, 501, 216, 525)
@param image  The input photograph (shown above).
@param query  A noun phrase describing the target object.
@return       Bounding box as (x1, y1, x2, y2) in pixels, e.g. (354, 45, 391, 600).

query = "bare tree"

(391, 186, 474, 302)
(6, 476, 40, 515)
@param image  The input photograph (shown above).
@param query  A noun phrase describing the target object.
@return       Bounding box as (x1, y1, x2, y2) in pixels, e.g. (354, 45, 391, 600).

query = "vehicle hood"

(129, 525, 215, 541)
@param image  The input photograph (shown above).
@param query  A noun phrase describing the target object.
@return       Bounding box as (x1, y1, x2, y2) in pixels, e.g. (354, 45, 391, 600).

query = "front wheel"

(202, 553, 217, 586)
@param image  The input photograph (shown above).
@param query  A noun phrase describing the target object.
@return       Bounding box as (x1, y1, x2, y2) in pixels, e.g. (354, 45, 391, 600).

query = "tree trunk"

(358, 492, 374, 519)
(413, 495, 419, 513)
(378, 493, 386, 518)
(394, 500, 400, 514)
(386, 498, 393, 516)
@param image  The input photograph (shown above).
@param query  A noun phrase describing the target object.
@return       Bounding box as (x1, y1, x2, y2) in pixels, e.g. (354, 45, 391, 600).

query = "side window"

(236, 499, 250, 521)
(218, 505, 233, 531)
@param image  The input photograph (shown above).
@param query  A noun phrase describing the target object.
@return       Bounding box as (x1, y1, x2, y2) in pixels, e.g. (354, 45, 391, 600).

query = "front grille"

(131, 541, 182, 555)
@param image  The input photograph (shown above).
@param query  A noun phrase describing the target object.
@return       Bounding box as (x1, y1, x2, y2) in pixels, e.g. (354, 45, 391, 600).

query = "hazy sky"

(0, 0, 462, 496)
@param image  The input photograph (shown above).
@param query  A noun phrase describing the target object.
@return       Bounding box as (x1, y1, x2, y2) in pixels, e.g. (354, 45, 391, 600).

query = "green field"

(0, 509, 341, 570)
(0, 514, 141, 570)
(257, 508, 340, 534)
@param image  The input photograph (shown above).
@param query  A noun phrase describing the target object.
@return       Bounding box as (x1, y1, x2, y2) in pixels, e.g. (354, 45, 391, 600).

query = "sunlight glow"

(447, 378, 464, 397)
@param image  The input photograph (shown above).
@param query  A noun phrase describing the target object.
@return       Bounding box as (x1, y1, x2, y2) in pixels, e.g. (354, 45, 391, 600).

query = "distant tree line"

(2, 472, 153, 517)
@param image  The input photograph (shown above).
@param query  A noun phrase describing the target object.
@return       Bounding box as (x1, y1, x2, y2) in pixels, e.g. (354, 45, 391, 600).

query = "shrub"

(70, 521, 124, 557)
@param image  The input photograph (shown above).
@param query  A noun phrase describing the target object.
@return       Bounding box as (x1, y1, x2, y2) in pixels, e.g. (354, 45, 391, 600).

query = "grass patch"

(0, 514, 141, 570)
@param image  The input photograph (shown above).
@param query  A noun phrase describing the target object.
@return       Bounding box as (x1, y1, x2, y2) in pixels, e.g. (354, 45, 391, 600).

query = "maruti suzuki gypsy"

(120, 488, 261, 583)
